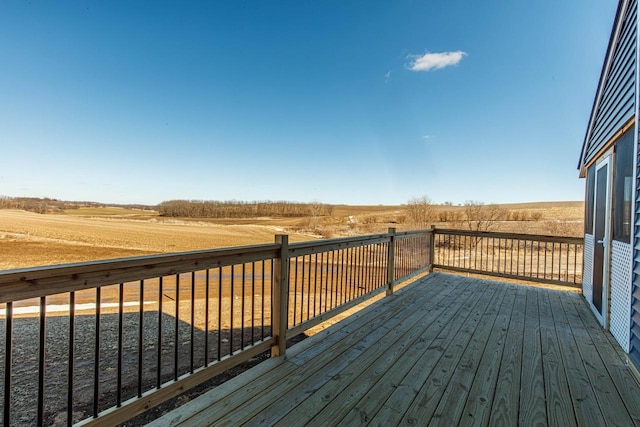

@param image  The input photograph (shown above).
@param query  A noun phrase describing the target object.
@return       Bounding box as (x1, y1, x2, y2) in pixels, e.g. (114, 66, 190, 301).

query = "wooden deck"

(151, 272, 640, 426)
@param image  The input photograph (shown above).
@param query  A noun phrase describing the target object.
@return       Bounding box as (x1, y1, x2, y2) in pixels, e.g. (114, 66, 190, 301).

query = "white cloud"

(384, 71, 391, 83)
(407, 51, 467, 72)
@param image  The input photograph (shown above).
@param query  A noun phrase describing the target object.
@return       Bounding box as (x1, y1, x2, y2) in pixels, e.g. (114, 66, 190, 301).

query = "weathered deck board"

(537, 287, 576, 427)
(569, 293, 640, 425)
(457, 285, 517, 427)
(303, 280, 484, 426)
(488, 285, 526, 425)
(396, 281, 506, 425)
(548, 290, 606, 425)
(278, 276, 476, 426)
(237, 277, 465, 427)
(518, 288, 547, 425)
(425, 279, 508, 426)
(558, 291, 635, 426)
(150, 272, 640, 427)
(367, 279, 489, 427)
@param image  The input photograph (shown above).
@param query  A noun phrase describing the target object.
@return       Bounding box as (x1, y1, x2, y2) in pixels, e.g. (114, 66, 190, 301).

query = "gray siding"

(584, 0, 637, 165)
(632, 126, 640, 367)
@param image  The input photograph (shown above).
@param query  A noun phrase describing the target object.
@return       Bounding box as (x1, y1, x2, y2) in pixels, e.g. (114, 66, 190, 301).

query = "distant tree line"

(157, 200, 334, 218)
(0, 196, 69, 213)
(0, 196, 152, 214)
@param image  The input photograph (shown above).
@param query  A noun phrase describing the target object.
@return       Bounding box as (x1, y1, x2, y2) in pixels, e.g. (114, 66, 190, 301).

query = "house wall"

(581, 0, 638, 365)
(584, 0, 637, 166)
(631, 129, 640, 366)
(627, 0, 640, 371)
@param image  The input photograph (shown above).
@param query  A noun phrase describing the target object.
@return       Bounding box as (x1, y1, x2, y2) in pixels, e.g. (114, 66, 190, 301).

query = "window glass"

(585, 164, 595, 234)
(613, 127, 634, 243)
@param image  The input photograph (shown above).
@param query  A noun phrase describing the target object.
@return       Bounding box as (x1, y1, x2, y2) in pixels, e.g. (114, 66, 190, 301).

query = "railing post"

(272, 234, 290, 357)
(387, 227, 396, 296)
(429, 225, 436, 272)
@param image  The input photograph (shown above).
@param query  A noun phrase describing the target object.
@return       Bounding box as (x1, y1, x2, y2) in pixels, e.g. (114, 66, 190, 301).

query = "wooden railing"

(433, 229, 583, 287)
(0, 228, 432, 426)
(0, 227, 584, 425)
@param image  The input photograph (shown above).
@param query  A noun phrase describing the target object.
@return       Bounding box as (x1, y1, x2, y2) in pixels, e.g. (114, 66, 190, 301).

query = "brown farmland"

(0, 201, 583, 271)
(0, 202, 583, 424)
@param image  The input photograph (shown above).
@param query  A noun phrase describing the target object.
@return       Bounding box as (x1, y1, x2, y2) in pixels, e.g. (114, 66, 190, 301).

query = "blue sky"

(0, 1, 617, 206)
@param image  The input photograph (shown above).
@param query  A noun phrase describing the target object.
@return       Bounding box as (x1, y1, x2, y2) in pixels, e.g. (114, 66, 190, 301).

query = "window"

(613, 127, 634, 243)
(585, 164, 595, 234)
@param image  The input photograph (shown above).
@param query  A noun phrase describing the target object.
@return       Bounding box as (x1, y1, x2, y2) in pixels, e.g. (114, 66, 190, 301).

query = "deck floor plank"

(457, 284, 518, 427)
(363, 281, 493, 427)
(518, 287, 547, 426)
(230, 276, 469, 426)
(426, 282, 510, 426)
(367, 281, 497, 426)
(396, 279, 507, 424)
(310, 277, 492, 426)
(271, 275, 476, 426)
(487, 285, 527, 426)
(149, 272, 640, 427)
(537, 288, 576, 427)
(171, 274, 449, 427)
(558, 291, 634, 427)
(548, 290, 606, 426)
(568, 295, 640, 426)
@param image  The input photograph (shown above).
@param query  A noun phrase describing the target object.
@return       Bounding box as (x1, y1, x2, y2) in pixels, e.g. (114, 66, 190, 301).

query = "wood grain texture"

(518, 288, 547, 425)
(548, 291, 606, 426)
(559, 291, 634, 426)
(457, 285, 517, 427)
(538, 289, 576, 427)
(310, 276, 476, 426)
(397, 283, 505, 425)
(488, 285, 526, 426)
(150, 273, 640, 427)
(425, 283, 508, 426)
(570, 295, 640, 425)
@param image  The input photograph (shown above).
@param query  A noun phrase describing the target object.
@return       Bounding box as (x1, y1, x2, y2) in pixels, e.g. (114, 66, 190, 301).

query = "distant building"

(578, 0, 639, 370)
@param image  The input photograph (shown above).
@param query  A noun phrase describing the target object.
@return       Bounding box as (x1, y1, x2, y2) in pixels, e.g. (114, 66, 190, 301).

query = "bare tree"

(463, 200, 505, 232)
(308, 200, 330, 218)
(406, 196, 435, 228)
(156, 200, 334, 218)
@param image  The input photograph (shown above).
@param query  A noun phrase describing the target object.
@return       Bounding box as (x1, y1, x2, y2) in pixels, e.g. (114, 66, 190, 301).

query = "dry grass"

(0, 210, 314, 270)
(0, 201, 583, 270)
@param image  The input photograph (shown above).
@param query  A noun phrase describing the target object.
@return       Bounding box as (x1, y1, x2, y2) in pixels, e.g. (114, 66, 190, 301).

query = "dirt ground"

(0, 202, 583, 270)
(0, 209, 316, 270)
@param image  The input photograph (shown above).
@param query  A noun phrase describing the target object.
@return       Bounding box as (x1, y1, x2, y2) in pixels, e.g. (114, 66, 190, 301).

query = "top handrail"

(288, 233, 390, 256)
(435, 228, 583, 244)
(395, 228, 434, 237)
(0, 243, 280, 303)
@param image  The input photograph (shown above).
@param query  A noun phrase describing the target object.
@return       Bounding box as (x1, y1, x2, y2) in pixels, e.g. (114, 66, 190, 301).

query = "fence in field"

(433, 229, 583, 287)
(0, 228, 432, 426)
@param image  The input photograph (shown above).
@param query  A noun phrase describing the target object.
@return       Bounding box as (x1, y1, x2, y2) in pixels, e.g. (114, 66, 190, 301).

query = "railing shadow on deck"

(0, 227, 582, 426)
